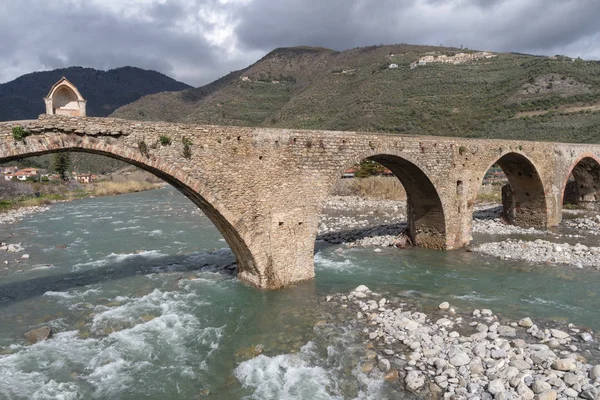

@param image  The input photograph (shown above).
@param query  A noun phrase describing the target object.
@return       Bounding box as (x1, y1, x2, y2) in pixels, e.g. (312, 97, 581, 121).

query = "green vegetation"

(112, 44, 600, 143)
(355, 160, 386, 177)
(11, 126, 29, 141)
(159, 135, 172, 146)
(53, 153, 70, 180)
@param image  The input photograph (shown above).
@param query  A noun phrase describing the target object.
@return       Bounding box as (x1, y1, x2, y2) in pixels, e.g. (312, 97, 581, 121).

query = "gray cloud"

(1, 0, 599, 87)
(234, 0, 600, 58)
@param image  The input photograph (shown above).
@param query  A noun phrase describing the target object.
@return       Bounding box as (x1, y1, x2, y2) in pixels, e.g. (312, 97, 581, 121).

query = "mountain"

(112, 44, 600, 143)
(0, 66, 191, 121)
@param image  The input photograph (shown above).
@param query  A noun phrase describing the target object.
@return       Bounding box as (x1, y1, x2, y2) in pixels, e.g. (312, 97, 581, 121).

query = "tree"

(53, 153, 70, 180)
(355, 160, 385, 178)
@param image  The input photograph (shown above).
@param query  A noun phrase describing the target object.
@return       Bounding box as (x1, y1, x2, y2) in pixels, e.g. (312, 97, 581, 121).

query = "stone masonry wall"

(0, 115, 599, 289)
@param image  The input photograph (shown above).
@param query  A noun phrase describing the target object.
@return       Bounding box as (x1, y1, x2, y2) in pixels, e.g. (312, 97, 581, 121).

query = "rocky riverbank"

(474, 240, 600, 271)
(323, 286, 600, 399)
(0, 206, 50, 225)
(319, 199, 553, 247)
(565, 216, 600, 236)
(318, 196, 408, 247)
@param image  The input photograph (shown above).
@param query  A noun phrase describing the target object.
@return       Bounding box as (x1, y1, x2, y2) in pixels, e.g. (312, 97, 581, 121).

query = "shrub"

(138, 140, 149, 157)
(12, 126, 29, 141)
(159, 135, 172, 146)
(182, 137, 192, 159)
(458, 146, 466, 155)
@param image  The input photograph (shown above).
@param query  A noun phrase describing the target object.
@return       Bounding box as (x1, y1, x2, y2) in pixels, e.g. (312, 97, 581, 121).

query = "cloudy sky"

(1, 0, 599, 86)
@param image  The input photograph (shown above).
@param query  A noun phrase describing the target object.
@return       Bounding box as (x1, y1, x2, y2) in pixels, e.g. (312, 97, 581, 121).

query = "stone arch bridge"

(1, 115, 599, 289)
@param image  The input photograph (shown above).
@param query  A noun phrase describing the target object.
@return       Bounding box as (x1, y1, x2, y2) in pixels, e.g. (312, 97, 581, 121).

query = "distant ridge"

(0, 66, 191, 121)
(112, 44, 600, 143)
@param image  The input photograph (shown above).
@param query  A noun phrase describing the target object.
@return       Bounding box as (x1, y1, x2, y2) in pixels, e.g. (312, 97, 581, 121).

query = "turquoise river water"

(0, 187, 599, 399)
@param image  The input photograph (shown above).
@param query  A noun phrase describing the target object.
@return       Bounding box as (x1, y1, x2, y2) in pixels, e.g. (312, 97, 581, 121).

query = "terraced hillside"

(112, 45, 600, 143)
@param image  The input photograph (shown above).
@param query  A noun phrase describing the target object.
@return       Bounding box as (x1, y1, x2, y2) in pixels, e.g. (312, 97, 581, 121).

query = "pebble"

(327, 288, 600, 400)
(475, 239, 600, 271)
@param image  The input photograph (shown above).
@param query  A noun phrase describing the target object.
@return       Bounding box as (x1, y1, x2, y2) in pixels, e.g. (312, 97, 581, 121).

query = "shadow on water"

(0, 251, 237, 307)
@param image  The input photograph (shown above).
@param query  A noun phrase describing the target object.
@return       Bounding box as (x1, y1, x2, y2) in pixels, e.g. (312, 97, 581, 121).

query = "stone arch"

(478, 152, 547, 227)
(325, 151, 447, 249)
(0, 135, 259, 283)
(44, 78, 87, 117)
(561, 153, 600, 205)
(53, 86, 78, 110)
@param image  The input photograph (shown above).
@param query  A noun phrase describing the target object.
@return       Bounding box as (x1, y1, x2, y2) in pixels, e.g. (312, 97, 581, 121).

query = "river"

(0, 187, 599, 399)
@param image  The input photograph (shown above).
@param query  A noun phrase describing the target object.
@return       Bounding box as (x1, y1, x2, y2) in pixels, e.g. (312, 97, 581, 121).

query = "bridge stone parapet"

(2, 115, 599, 289)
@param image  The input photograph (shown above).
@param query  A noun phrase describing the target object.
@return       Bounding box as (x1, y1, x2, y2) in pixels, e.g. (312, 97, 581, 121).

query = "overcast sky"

(1, 0, 599, 86)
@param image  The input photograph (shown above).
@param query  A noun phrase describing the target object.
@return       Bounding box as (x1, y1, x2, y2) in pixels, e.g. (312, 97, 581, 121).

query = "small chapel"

(44, 77, 87, 117)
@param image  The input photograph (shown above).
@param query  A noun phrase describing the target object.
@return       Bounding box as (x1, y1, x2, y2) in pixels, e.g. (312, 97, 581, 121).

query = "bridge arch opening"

(0, 147, 257, 282)
(562, 156, 600, 208)
(320, 154, 446, 250)
(476, 152, 547, 228)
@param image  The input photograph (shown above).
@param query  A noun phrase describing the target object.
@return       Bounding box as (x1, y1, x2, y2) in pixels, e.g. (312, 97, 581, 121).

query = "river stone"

(590, 365, 600, 380)
(552, 359, 576, 371)
(405, 370, 425, 391)
(491, 349, 506, 359)
(532, 380, 551, 394)
(510, 359, 532, 371)
(515, 382, 534, 400)
(448, 347, 470, 367)
(535, 390, 557, 400)
(562, 388, 578, 398)
(384, 369, 399, 382)
(355, 285, 370, 293)
(580, 332, 594, 342)
(549, 329, 570, 339)
(438, 302, 450, 310)
(361, 361, 375, 373)
(500, 366, 520, 380)
(563, 372, 579, 386)
(519, 317, 534, 328)
(24, 326, 52, 344)
(580, 387, 599, 400)
(487, 379, 505, 395)
(497, 325, 517, 337)
(378, 358, 391, 372)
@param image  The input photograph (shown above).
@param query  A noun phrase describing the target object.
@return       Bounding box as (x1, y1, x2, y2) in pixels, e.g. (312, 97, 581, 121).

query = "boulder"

(497, 325, 517, 337)
(535, 390, 557, 400)
(487, 379, 505, 395)
(532, 380, 551, 394)
(354, 285, 370, 293)
(518, 317, 533, 328)
(405, 371, 425, 391)
(590, 365, 600, 381)
(24, 326, 52, 344)
(448, 347, 471, 367)
(549, 329, 570, 339)
(552, 359, 576, 372)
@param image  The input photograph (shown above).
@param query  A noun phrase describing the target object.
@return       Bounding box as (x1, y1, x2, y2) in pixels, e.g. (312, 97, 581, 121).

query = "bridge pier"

(2, 116, 599, 290)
